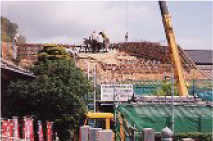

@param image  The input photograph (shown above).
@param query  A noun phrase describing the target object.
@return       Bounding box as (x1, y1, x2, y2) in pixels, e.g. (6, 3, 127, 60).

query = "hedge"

(174, 132, 212, 141)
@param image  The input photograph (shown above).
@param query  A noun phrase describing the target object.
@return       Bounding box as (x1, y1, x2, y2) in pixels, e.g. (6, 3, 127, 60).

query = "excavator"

(83, 1, 189, 140)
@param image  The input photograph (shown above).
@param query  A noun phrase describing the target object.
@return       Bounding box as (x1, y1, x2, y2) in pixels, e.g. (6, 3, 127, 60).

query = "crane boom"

(159, 1, 188, 96)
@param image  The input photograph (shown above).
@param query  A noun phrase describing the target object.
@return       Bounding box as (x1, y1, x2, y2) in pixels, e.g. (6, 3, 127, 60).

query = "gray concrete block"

(142, 128, 155, 141)
(89, 128, 102, 141)
(98, 130, 113, 141)
(80, 126, 90, 141)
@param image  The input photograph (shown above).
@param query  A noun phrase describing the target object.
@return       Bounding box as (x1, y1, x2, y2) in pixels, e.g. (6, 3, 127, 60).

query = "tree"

(38, 44, 72, 61)
(4, 59, 93, 140)
(154, 80, 179, 96)
(0, 16, 18, 42)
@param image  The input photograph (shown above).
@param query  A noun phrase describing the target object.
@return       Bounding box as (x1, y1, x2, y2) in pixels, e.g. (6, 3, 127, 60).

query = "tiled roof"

(184, 50, 213, 65)
(1, 58, 35, 78)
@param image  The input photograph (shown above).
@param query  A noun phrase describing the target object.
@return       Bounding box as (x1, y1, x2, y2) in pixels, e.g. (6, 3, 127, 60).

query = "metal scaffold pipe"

(94, 64, 97, 113)
(171, 67, 175, 133)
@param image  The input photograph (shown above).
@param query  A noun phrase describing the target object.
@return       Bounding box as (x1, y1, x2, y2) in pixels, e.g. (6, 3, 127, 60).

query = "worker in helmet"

(99, 31, 110, 52)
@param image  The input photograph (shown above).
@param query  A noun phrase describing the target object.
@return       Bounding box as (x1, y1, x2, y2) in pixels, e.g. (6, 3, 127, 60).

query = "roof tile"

(184, 50, 213, 65)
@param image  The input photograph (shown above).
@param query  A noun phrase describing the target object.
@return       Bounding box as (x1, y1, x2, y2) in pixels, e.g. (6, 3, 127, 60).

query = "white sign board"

(101, 84, 133, 101)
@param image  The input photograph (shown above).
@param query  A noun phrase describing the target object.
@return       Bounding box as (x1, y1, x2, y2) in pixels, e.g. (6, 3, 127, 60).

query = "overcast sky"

(1, 1, 212, 49)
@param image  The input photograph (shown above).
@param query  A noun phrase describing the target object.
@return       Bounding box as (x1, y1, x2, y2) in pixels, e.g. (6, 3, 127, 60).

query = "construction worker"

(99, 31, 110, 52)
(90, 30, 99, 52)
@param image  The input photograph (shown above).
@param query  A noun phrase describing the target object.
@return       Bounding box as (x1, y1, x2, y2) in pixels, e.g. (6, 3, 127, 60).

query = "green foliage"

(174, 132, 212, 141)
(5, 59, 93, 140)
(38, 45, 71, 62)
(154, 80, 179, 96)
(1, 16, 17, 42)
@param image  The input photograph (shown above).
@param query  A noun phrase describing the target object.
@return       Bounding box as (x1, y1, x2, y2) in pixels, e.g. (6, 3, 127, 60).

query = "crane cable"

(125, 1, 129, 42)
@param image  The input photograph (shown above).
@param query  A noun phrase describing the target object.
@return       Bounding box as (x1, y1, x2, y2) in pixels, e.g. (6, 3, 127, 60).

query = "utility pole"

(113, 83, 116, 135)
(87, 60, 90, 111)
(93, 64, 97, 127)
(88, 60, 90, 80)
(112, 67, 117, 139)
(171, 67, 175, 133)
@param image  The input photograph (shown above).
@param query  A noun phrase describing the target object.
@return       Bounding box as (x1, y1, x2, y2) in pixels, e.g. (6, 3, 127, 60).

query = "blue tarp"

(196, 90, 213, 102)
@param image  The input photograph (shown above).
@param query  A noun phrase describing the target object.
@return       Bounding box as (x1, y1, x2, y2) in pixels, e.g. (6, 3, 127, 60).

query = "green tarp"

(116, 104, 212, 133)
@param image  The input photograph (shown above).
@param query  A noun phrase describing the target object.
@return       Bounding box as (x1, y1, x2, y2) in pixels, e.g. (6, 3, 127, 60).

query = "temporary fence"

(1, 116, 56, 141)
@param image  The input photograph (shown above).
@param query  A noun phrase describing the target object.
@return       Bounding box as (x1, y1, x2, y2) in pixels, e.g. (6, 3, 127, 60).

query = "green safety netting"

(116, 104, 212, 136)
(134, 85, 160, 95)
(133, 79, 213, 102)
(99, 79, 212, 101)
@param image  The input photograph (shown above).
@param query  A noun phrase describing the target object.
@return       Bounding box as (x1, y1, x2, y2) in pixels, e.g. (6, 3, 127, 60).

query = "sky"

(1, 1, 212, 50)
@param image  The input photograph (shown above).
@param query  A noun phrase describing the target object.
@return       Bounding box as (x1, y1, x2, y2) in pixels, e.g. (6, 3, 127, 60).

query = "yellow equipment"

(159, 1, 188, 96)
(84, 112, 114, 130)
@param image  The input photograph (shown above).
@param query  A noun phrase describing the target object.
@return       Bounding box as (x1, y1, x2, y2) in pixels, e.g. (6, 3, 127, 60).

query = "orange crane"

(159, 1, 188, 96)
